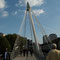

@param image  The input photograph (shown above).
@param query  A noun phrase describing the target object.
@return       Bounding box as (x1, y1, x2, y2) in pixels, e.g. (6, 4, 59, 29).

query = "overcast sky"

(0, 0, 60, 43)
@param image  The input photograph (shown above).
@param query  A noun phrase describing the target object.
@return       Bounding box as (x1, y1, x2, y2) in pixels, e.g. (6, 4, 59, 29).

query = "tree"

(5, 34, 17, 50)
(0, 36, 11, 53)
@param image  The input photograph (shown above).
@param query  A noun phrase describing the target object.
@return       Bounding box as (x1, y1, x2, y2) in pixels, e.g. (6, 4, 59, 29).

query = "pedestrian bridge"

(10, 2, 51, 60)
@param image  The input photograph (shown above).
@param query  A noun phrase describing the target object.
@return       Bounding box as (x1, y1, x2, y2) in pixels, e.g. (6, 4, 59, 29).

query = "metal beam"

(27, 2, 30, 11)
(28, 9, 39, 51)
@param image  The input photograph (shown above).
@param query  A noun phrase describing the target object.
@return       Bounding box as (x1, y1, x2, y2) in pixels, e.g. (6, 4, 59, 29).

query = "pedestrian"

(4, 48, 10, 60)
(0, 52, 2, 60)
(26, 48, 28, 56)
(20, 49, 22, 56)
(0, 47, 2, 60)
(30, 48, 33, 56)
(46, 43, 60, 60)
(23, 48, 26, 56)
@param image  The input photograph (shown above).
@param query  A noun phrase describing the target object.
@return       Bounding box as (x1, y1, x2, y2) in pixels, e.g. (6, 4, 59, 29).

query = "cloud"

(0, 0, 9, 18)
(16, 0, 44, 7)
(12, 11, 18, 16)
(33, 9, 45, 16)
(16, 0, 24, 7)
(25, 0, 44, 7)
(11, 10, 25, 16)
(15, 0, 45, 16)
(2, 11, 8, 17)
(0, 0, 6, 9)
(14, 11, 18, 15)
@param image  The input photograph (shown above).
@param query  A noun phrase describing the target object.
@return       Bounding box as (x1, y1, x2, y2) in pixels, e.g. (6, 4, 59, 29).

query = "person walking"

(23, 48, 26, 56)
(4, 48, 10, 60)
(0, 48, 2, 60)
(20, 49, 22, 56)
(26, 48, 28, 56)
(46, 43, 60, 60)
(30, 48, 33, 56)
(0, 51, 2, 60)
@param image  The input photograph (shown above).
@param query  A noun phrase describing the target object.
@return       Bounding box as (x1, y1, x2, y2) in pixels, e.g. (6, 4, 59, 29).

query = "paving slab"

(13, 55, 37, 60)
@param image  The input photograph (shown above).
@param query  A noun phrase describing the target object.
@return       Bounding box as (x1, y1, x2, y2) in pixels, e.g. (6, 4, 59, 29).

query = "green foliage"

(18, 37, 27, 50)
(5, 34, 17, 50)
(0, 32, 33, 54)
(0, 36, 11, 52)
(4, 33, 30, 51)
(5, 34, 27, 50)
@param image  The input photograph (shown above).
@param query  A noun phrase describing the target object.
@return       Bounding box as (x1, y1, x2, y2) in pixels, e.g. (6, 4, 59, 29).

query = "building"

(0, 33, 3, 36)
(40, 37, 60, 56)
(49, 34, 57, 41)
(43, 35, 49, 44)
(52, 38, 60, 50)
(0, 33, 6, 37)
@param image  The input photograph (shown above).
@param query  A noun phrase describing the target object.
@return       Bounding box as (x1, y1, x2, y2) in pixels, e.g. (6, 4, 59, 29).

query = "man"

(30, 48, 33, 56)
(4, 48, 10, 60)
(0, 48, 2, 60)
(46, 43, 60, 60)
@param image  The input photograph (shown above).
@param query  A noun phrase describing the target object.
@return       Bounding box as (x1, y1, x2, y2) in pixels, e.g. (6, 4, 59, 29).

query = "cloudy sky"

(0, 0, 60, 43)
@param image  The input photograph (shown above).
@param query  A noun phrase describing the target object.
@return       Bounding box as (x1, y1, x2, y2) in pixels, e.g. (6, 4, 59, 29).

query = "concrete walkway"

(13, 55, 37, 60)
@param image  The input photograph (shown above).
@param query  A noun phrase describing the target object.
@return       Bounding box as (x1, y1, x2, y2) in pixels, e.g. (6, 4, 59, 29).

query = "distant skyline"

(0, 0, 60, 43)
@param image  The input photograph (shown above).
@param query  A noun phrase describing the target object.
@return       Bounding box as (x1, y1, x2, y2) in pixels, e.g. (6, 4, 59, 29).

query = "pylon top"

(27, 2, 30, 11)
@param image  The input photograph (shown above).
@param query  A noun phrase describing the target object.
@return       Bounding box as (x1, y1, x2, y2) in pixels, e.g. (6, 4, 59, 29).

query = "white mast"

(27, 2, 39, 51)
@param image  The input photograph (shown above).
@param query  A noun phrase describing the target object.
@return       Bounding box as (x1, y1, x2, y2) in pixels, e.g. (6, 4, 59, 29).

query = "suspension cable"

(10, 10, 27, 60)
(29, 9, 39, 50)
(31, 10, 51, 44)
(28, 9, 45, 59)
(29, 11, 45, 59)
(31, 10, 52, 51)
(30, 17, 33, 41)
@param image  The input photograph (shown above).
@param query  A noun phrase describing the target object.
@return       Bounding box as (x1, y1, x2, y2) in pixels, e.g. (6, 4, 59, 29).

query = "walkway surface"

(13, 55, 37, 60)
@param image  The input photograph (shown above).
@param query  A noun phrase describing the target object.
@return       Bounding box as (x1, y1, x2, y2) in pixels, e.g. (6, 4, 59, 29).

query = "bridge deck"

(13, 55, 37, 60)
